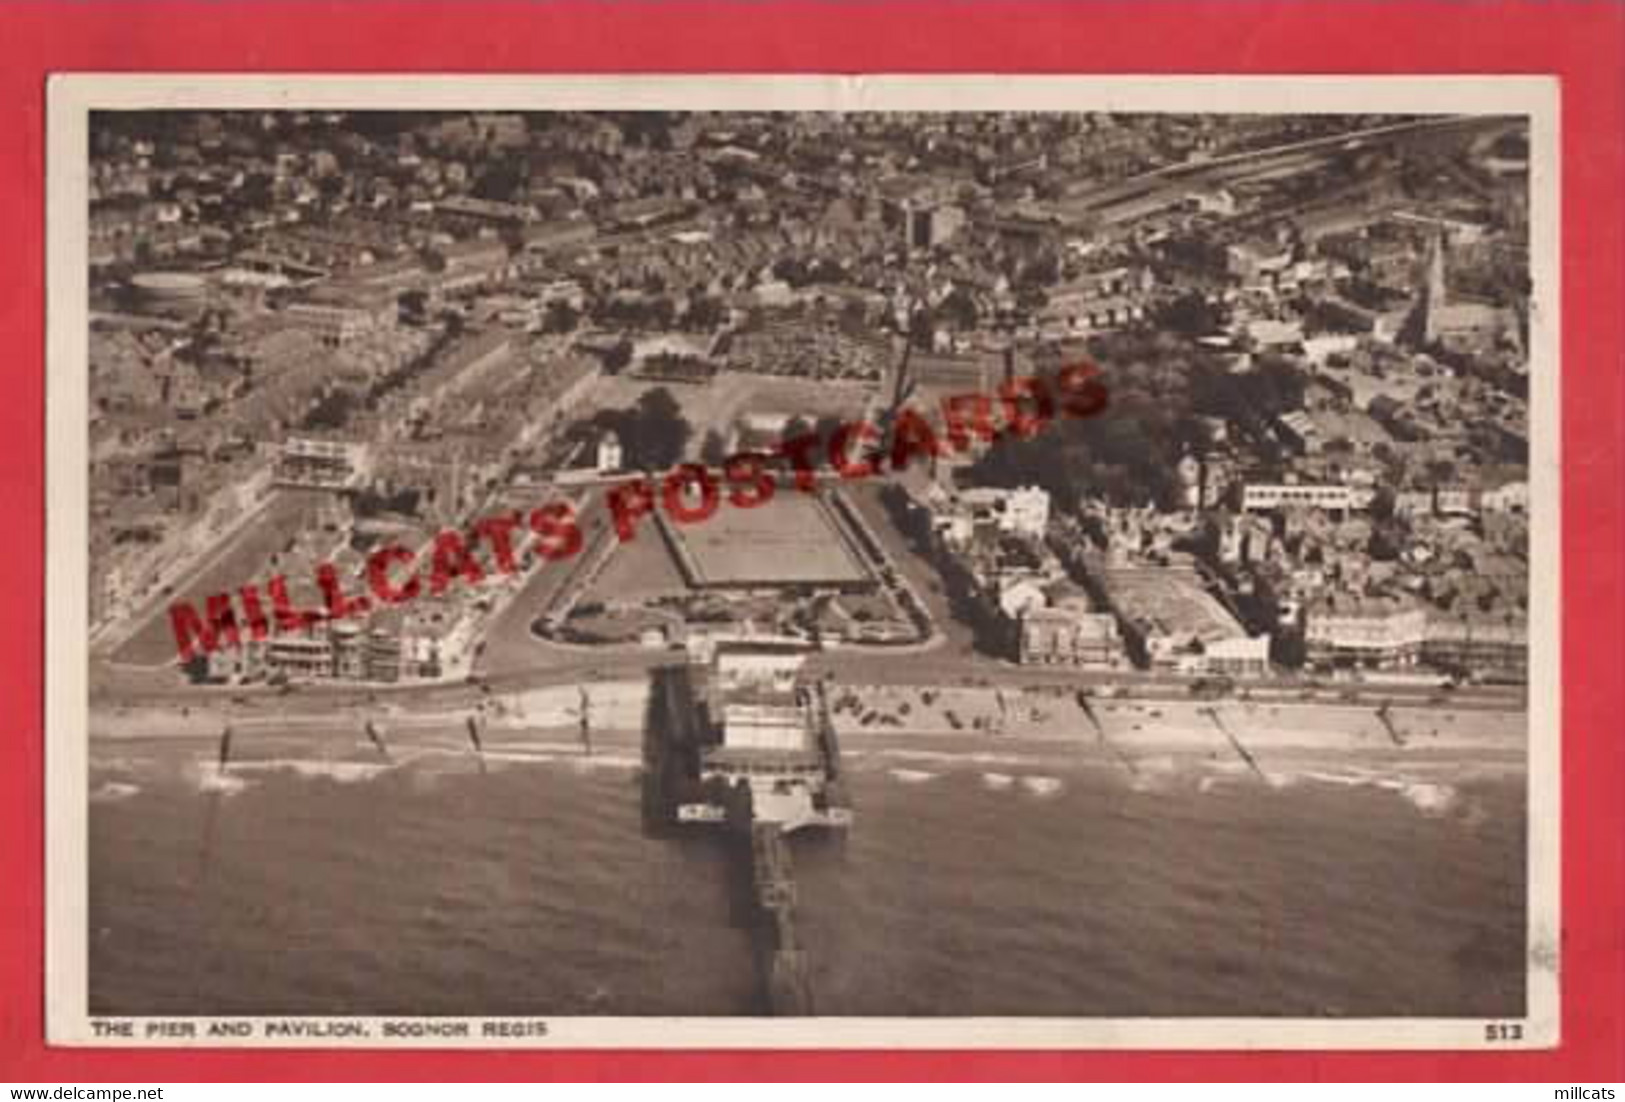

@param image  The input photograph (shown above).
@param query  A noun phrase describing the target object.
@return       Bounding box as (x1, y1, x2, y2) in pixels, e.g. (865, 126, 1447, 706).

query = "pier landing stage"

(658, 636, 852, 835)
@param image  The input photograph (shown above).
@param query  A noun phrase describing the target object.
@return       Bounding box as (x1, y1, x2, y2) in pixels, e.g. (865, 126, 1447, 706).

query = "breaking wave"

(90, 781, 141, 803)
(888, 768, 937, 784)
(1020, 775, 1063, 798)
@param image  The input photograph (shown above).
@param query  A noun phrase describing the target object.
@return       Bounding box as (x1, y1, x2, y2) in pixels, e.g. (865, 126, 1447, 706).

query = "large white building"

(696, 640, 828, 810)
(954, 486, 1051, 540)
(1101, 563, 1271, 678)
(285, 298, 394, 348)
(277, 437, 366, 489)
(1242, 482, 1371, 513)
(1019, 597, 1125, 670)
(713, 642, 805, 698)
(1041, 266, 1154, 337)
(1304, 596, 1429, 669)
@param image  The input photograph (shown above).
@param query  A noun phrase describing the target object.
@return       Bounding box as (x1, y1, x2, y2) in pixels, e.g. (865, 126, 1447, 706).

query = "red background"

(1, 0, 1620, 1082)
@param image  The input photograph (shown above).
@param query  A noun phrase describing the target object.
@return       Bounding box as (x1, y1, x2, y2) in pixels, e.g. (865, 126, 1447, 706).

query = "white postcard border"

(45, 73, 1561, 1050)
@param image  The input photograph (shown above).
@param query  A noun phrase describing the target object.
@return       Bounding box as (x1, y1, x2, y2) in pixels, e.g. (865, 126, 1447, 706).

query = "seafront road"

(91, 640, 1525, 721)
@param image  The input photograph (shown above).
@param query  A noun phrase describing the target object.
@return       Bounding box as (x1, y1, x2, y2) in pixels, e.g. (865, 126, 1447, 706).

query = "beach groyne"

(826, 682, 1526, 762)
(89, 676, 1525, 780)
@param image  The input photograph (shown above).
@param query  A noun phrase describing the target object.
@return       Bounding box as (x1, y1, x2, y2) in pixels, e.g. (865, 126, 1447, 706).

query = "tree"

(1426, 458, 1457, 485)
(1368, 485, 1397, 522)
(1017, 249, 1061, 290)
(772, 256, 811, 288)
(1368, 526, 1403, 562)
(629, 387, 692, 470)
(542, 300, 579, 334)
(907, 309, 936, 349)
(398, 289, 429, 326)
(837, 297, 871, 334)
(685, 294, 726, 332)
(1155, 291, 1228, 338)
(603, 338, 633, 375)
(804, 415, 851, 467)
(301, 388, 359, 431)
(1271, 629, 1308, 670)
(782, 415, 815, 446)
(316, 173, 347, 203)
(813, 415, 846, 446)
(938, 286, 981, 331)
(239, 171, 275, 210)
(699, 429, 729, 466)
(472, 156, 527, 204)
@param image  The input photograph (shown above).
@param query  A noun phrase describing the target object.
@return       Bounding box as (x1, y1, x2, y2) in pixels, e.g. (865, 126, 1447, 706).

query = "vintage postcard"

(45, 74, 1559, 1048)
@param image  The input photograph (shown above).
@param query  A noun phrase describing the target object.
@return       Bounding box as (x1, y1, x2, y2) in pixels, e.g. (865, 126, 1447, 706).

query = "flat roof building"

(1304, 595, 1428, 670)
(1243, 482, 1371, 513)
(1100, 563, 1270, 677)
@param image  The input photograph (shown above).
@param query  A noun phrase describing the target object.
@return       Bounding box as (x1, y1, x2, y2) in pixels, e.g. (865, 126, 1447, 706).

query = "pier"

(748, 822, 815, 1015)
(656, 637, 850, 1015)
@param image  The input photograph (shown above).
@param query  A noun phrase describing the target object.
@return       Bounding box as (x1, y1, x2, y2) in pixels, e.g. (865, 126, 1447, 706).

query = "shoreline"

(89, 715, 1523, 831)
(87, 679, 1527, 783)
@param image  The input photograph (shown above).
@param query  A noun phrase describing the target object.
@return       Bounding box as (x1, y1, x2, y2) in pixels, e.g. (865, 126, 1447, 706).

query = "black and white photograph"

(45, 75, 1559, 1049)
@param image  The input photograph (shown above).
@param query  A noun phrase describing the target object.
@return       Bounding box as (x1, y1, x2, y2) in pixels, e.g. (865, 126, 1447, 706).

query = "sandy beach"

(832, 682, 1523, 749)
(88, 678, 1525, 787)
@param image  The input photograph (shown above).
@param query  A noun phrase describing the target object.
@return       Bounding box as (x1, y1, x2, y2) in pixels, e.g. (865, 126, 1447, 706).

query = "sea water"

(87, 734, 1526, 1018)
